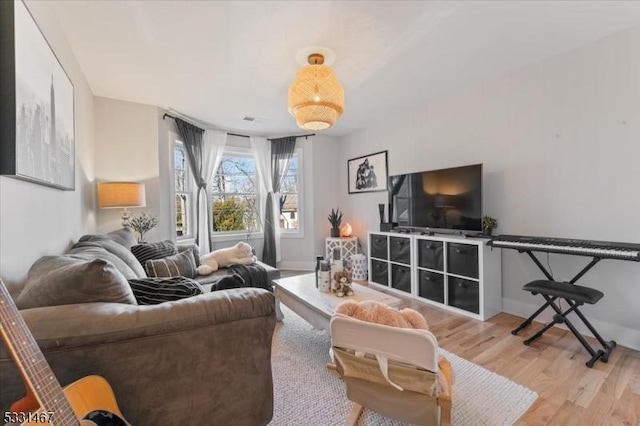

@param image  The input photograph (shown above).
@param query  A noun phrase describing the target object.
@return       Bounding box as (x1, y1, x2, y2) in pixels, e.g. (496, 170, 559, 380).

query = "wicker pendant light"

(288, 53, 344, 130)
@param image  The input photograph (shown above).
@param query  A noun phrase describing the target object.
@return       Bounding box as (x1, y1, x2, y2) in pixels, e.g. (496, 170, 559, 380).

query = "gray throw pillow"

(128, 277, 204, 305)
(16, 256, 137, 309)
(145, 249, 197, 279)
(131, 241, 178, 268)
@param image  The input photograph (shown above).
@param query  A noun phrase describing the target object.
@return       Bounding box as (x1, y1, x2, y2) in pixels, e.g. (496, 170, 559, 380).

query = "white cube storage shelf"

(368, 232, 502, 321)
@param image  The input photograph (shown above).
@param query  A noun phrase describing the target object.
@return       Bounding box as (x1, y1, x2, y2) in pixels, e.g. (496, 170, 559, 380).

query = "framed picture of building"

(347, 150, 388, 194)
(0, 0, 75, 191)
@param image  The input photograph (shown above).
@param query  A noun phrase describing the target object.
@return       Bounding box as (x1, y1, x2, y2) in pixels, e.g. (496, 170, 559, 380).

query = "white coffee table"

(273, 273, 402, 331)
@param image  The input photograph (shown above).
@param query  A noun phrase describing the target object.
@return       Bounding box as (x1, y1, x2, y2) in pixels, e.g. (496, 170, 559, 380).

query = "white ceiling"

(49, 1, 640, 137)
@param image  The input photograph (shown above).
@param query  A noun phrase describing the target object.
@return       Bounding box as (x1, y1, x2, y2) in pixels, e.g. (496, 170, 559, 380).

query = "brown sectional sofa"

(0, 229, 279, 426)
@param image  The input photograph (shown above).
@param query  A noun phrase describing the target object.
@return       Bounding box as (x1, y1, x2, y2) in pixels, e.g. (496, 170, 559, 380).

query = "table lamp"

(98, 182, 146, 227)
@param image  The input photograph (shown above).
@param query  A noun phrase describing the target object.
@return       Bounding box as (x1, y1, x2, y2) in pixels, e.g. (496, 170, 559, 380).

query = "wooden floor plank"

(278, 270, 640, 424)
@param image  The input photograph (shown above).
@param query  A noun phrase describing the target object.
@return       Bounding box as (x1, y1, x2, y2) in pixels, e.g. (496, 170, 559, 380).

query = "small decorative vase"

(483, 228, 493, 237)
(378, 204, 385, 222)
(330, 228, 340, 237)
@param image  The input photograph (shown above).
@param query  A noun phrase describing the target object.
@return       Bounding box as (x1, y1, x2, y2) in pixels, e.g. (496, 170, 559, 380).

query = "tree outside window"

(279, 154, 299, 231)
(174, 142, 191, 238)
(211, 153, 260, 234)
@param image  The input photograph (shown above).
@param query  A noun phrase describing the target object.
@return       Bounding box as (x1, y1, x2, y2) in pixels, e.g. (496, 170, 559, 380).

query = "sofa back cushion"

(69, 243, 141, 280)
(177, 243, 200, 266)
(73, 237, 147, 278)
(145, 249, 197, 279)
(16, 255, 137, 309)
(105, 227, 138, 250)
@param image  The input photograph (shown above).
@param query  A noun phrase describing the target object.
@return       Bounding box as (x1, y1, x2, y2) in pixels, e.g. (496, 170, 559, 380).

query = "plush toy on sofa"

(197, 242, 257, 275)
(333, 270, 354, 297)
(335, 300, 429, 330)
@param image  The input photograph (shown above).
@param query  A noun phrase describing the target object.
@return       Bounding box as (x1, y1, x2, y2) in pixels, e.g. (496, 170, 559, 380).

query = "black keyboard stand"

(511, 250, 617, 367)
(511, 251, 602, 335)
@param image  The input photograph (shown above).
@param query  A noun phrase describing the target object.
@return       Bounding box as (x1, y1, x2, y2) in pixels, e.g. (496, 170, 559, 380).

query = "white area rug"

(270, 306, 538, 426)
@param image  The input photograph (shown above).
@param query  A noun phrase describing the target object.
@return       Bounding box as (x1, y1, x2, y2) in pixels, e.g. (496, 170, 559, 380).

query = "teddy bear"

(196, 242, 257, 275)
(335, 300, 428, 330)
(332, 270, 354, 297)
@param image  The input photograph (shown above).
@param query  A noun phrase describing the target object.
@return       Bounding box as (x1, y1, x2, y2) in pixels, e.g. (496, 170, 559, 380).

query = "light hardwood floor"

(278, 270, 640, 425)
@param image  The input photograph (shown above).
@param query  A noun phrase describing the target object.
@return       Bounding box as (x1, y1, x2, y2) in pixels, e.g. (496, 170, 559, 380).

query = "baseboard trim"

(502, 298, 640, 351)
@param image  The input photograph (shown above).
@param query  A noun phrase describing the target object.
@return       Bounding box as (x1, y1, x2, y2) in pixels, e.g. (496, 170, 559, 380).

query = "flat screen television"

(388, 164, 483, 234)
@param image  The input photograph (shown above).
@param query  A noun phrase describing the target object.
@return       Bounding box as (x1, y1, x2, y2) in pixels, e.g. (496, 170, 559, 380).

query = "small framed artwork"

(0, 0, 75, 190)
(348, 150, 388, 194)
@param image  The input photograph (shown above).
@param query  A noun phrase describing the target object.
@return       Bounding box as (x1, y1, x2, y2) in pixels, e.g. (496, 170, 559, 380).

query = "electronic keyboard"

(489, 234, 640, 261)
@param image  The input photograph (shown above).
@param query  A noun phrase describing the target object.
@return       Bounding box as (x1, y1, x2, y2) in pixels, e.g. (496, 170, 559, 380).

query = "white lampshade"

(98, 182, 146, 208)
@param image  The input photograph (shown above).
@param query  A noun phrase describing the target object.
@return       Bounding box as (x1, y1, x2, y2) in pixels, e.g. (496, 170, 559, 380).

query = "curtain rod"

(228, 132, 316, 140)
(268, 133, 316, 140)
(164, 113, 315, 140)
(162, 113, 205, 132)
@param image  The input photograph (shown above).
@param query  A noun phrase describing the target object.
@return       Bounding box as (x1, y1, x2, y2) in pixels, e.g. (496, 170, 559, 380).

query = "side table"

(325, 236, 358, 261)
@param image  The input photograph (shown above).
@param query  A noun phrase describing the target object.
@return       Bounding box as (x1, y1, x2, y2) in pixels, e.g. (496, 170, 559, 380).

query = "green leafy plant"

(213, 198, 247, 232)
(482, 215, 499, 233)
(327, 208, 343, 229)
(129, 211, 159, 243)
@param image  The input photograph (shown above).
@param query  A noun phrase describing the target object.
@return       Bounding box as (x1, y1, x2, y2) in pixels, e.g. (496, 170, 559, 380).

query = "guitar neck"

(0, 281, 79, 424)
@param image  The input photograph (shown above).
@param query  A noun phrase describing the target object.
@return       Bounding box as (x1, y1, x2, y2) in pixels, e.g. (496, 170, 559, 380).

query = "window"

(279, 150, 302, 233)
(174, 141, 192, 238)
(211, 150, 260, 234)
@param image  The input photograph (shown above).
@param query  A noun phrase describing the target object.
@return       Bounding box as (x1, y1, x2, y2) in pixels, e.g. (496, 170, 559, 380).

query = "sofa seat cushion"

(16, 255, 137, 309)
(128, 277, 205, 305)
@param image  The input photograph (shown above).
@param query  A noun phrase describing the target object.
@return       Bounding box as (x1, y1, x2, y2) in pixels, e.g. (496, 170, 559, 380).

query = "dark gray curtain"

(263, 136, 297, 267)
(174, 118, 210, 249)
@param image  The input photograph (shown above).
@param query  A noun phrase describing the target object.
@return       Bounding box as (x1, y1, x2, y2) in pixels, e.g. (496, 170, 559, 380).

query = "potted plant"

(328, 208, 343, 237)
(129, 211, 159, 243)
(482, 215, 498, 236)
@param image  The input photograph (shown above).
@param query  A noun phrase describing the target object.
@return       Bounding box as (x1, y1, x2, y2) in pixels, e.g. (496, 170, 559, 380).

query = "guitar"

(0, 279, 129, 425)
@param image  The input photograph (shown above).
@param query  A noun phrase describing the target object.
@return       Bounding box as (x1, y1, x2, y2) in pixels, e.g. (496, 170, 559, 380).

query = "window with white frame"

(211, 148, 260, 235)
(279, 149, 302, 234)
(173, 140, 193, 239)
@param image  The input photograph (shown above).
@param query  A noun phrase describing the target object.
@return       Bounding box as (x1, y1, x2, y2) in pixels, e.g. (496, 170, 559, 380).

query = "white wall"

(0, 1, 95, 293)
(280, 135, 342, 269)
(94, 97, 167, 242)
(339, 26, 640, 350)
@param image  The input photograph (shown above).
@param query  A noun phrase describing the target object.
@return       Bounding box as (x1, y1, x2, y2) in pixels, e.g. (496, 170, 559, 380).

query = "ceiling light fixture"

(288, 53, 344, 131)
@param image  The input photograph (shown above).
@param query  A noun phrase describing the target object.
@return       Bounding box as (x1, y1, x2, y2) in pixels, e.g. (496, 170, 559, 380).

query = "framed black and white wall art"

(0, 0, 75, 190)
(347, 150, 388, 194)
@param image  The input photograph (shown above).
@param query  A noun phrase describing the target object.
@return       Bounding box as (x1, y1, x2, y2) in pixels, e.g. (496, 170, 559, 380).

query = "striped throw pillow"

(145, 249, 197, 278)
(128, 276, 204, 305)
(131, 241, 177, 268)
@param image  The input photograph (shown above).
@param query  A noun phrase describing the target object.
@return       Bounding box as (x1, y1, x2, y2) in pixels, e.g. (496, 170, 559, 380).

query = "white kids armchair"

(329, 313, 453, 425)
